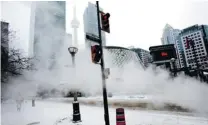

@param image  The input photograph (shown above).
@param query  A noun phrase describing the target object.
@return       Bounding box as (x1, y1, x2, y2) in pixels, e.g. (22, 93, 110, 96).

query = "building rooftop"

(180, 24, 200, 34)
(149, 44, 175, 51)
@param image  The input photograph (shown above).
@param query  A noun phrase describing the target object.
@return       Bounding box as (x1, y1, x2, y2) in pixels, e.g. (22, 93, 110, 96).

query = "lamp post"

(68, 46, 81, 122)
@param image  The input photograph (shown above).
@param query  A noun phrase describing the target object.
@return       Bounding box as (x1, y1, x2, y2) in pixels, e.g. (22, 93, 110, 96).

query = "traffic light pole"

(96, 1, 110, 125)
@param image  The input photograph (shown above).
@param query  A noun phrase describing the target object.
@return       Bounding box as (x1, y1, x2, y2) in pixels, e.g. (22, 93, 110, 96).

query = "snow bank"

(45, 97, 192, 113)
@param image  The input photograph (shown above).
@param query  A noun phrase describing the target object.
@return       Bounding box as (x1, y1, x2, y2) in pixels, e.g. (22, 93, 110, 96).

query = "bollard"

(32, 99, 35, 107)
(72, 101, 81, 122)
(116, 108, 126, 125)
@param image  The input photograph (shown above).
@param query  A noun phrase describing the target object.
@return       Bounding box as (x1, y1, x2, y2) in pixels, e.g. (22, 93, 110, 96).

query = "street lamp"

(68, 46, 81, 123)
(68, 47, 78, 59)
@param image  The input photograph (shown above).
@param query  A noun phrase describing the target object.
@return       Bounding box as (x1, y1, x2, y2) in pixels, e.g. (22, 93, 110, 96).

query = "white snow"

(1, 100, 208, 125)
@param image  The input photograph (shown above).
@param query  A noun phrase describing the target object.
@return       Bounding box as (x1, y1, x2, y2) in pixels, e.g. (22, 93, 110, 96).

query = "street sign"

(86, 34, 100, 43)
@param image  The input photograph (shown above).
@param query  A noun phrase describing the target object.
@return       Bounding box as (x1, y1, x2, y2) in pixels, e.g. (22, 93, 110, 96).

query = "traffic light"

(101, 12, 110, 33)
(91, 45, 102, 63)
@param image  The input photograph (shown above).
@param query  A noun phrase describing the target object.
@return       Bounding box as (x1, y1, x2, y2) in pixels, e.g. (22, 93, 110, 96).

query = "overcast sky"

(1, 0, 208, 53)
(1, 1, 31, 55)
(67, 0, 208, 50)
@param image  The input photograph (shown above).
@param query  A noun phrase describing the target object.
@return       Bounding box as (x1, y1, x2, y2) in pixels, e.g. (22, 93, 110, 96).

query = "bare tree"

(1, 21, 35, 83)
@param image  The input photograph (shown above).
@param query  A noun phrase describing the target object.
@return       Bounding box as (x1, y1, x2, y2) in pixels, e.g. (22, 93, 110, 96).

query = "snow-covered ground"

(1, 100, 208, 125)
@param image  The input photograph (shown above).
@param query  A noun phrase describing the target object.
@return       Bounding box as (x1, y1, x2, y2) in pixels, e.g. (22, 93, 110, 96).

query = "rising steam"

(2, 1, 208, 115)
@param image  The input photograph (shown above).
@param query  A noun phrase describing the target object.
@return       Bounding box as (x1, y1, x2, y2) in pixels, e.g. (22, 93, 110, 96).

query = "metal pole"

(96, 1, 110, 125)
(71, 54, 78, 101)
(68, 48, 81, 123)
(172, 60, 177, 77)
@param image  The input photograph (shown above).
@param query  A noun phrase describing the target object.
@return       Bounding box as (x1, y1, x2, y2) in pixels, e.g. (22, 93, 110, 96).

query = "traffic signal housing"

(91, 45, 102, 63)
(101, 12, 110, 33)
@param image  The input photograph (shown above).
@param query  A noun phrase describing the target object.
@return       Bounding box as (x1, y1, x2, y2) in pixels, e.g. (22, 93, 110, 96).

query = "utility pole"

(96, 1, 110, 125)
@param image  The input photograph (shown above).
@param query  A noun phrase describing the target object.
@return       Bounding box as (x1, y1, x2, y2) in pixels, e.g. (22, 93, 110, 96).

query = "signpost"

(86, 34, 100, 44)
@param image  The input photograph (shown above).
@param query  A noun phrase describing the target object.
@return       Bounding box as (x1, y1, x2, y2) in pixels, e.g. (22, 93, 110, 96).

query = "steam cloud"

(2, 1, 208, 116)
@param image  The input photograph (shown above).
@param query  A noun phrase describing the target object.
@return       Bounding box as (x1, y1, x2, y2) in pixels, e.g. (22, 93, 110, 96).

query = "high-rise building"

(132, 48, 152, 67)
(179, 25, 208, 69)
(28, 2, 36, 57)
(1, 21, 9, 78)
(83, 2, 106, 47)
(161, 24, 181, 68)
(175, 36, 187, 68)
(161, 24, 180, 45)
(33, 1, 66, 69)
(1, 21, 9, 49)
(65, 33, 72, 47)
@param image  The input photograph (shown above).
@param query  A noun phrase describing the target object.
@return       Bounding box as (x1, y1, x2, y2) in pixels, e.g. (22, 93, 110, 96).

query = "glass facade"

(132, 48, 152, 67)
(1, 21, 9, 49)
(83, 2, 106, 47)
(161, 24, 180, 45)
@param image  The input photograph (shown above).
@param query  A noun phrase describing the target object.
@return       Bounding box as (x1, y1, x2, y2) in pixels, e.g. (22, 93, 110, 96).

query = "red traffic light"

(101, 12, 110, 33)
(104, 13, 110, 19)
(91, 45, 97, 53)
(91, 45, 102, 63)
